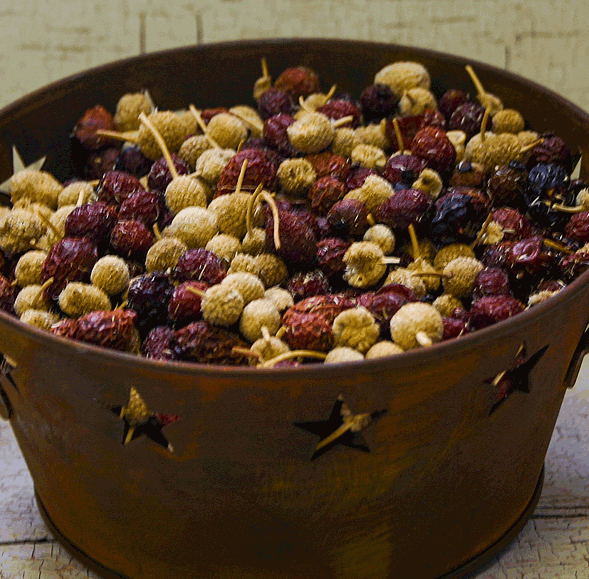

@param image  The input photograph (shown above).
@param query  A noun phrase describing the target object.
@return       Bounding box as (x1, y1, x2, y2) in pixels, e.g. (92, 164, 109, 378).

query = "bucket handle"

(563, 323, 589, 389)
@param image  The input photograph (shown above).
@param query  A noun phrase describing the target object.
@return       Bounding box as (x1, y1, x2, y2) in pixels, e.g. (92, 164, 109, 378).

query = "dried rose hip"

(73, 105, 117, 150)
(97, 170, 145, 205)
(64, 202, 118, 244)
(274, 66, 321, 99)
(360, 83, 399, 123)
(442, 316, 469, 340)
(359, 285, 417, 336)
(374, 188, 432, 231)
(167, 280, 209, 325)
(345, 166, 378, 190)
(118, 189, 162, 225)
(471, 267, 512, 301)
(171, 321, 249, 366)
(382, 154, 427, 187)
(448, 102, 486, 140)
(201, 107, 229, 124)
(449, 160, 484, 189)
(327, 199, 369, 238)
(526, 134, 574, 174)
(110, 219, 154, 259)
(263, 114, 297, 156)
(172, 249, 227, 285)
(282, 312, 334, 352)
(411, 126, 456, 177)
(491, 207, 532, 241)
(469, 295, 525, 330)
(127, 272, 175, 333)
(265, 209, 318, 269)
(84, 147, 121, 180)
(0, 275, 18, 315)
(317, 99, 362, 128)
(115, 144, 152, 178)
(306, 152, 351, 181)
(316, 238, 351, 280)
(258, 88, 295, 120)
(486, 162, 529, 209)
(215, 148, 278, 197)
(309, 176, 347, 216)
(282, 294, 355, 327)
(565, 211, 589, 243)
(69, 309, 137, 351)
(147, 154, 191, 193)
(142, 326, 177, 360)
(438, 89, 471, 121)
(286, 269, 331, 302)
(559, 252, 589, 282)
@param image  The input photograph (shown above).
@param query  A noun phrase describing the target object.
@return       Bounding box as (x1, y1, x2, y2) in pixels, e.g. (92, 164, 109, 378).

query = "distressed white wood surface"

(1, 360, 588, 578)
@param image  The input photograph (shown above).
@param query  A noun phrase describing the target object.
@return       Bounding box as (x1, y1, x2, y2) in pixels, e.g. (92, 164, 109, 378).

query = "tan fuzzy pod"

(9, 169, 63, 210)
(165, 176, 208, 214)
(114, 92, 152, 132)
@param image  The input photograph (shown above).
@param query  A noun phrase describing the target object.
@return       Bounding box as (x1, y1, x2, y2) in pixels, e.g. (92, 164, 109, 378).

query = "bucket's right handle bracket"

(563, 324, 589, 389)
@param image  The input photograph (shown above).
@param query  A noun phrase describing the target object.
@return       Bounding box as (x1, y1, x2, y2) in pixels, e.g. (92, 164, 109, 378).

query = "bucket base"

(35, 467, 544, 579)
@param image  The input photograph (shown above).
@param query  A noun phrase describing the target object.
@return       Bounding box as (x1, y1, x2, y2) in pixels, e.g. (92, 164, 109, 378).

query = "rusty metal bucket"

(1, 39, 589, 579)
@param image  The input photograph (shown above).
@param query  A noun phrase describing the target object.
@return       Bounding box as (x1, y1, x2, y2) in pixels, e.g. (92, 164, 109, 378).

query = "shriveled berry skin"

(115, 145, 152, 178)
(526, 134, 574, 174)
(263, 114, 297, 156)
(167, 280, 209, 325)
(147, 154, 191, 193)
(382, 154, 427, 187)
(374, 188, 432, 231)
(306, 152, 351, 181)
(359, 285, 417, 337)
(41, 237, 99, 301)
(258, 88, 295, 120)
(345, 166, 378, 190)
(438, 89, 471, 121)
(385, 113, 446, 153)
(360, 83, 399, 123)
(565, 211, 589, 243)
(97, 171, 145, 205)
(450, 160, 485, 189)
(201, 107, 229, 124)
(171, 321, 249, 366)
(74, 105, 117, 150)
(274, 66, 321, 99)
(286, 269, 331, 302)
(471, 267, 512, 301)
(411, 126, 457, 178)
(309, 176, 347, 215)
(492, 207, 532, 241)
(265, 210, 318, 269)
(110, 219, 154, 260)
(527, 163, 569, 198)
(283, 312, 334, 352)
(0, 275, 18, 315)
(469, 295, 525, 330)
(66, 309, 138, 351)
(317, 100, 362, 128)
(118, 190, 162, 225)
(215, 148, 278, 197)
(64, 202, 118, 244)
(448, 102, 486, 140)
(282, 294, 355, 327)
(559, 252, 589, 282)
(327, 199, 369, 238)
(442, 316, 469, 340)
(141, 326, 177, 360)
(316, 237, 351, 280)
(127, 272, 174, 333)
(84, 148, 121, 180)
(172, 248, 227, 285)
(486, 162, 529, 209)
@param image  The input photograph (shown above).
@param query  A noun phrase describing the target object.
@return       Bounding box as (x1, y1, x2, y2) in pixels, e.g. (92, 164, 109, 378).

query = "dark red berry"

(274, 66, 321, 99)
(168, 280, 209, 325)
(382, 154, 427, 187)
(0, 275, 18, 315)
(442, 316, 469, 340)
(282, 294, 355, 327)
(317, 100, 362, 128)
(282, 312, 334, 352)
(118, 190, 162, 225)
(69, 309, 137, 351)
(201, 107, 229, 124)
(449, 160, 485, 189)
(64, 202, 118, 244)
(215, 148, 278, 197)
(265, 210, 318, 269)
(316, 238, 351, 280)
(97, 171, 145, 205)
(559, 252, 589, 282)
(472, 267, 512, 301)
(492, 207, 532, 241)
(84, 147, 121, 180)
(286, 269, 331, 302)
(525, 134, 574, 174)
(345, 166, 378, 190)
(306, 152, 351, 181)
(142, 326, 177, 360)
(327, 199, 369, 238)
(449, 102, 486, 140)
(110, 219, 154, 259)
(486, 162, 529, 209)
(360, 83, 400, 123)
(258, 88, 295, 120)
(411, 126, 456, 177)
(565, 211, 589, 243)
(360, 287, 416, 337)
(73, 105, 117, 150)
(172, 249, 227, 285)
(309, 176, 347, 215)
(438, 89, 471, 121)
(263, 114, 297, 156)
(147, 154, 190, 193)
(374, 188, 432, 231)
(127, 272, 174, 333)
(469, 295, 525, 330)
(115, 145, 152, 178)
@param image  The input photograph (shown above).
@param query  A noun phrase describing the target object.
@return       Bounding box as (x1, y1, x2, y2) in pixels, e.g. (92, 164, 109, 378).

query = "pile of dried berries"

(0, 58, 586, 368)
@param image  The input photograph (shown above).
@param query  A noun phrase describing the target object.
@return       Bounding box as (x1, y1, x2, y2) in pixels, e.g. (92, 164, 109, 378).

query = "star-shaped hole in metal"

(110, 387, 179, 453)
(294, 395, 387, 461)
(0, 146, 46, 198)
(0, 353, 18, 392)
(487, 343, 549, 415)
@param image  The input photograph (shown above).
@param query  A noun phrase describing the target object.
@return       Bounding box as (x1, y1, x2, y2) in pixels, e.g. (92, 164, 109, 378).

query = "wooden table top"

(2, 362, 588, 579)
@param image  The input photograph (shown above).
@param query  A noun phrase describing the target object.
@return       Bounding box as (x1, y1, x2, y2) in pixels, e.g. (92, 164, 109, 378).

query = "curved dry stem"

(298, 95, 315, 114)
(261, 56, 269, 80)
(153, 223, 162, 241)
(35, 210, 60, 239)
(465, 65, 486, 97)
(95, 129, 138, 143)
(551, 204, 586, 214)
(232, 346, 263, 362)
(543, 238, 574, 254)
(518, 138, 544, 155)
(234, 159, 248, 195)
(261, 325, 272, 342)
(408, 223, 420, 260)
(260, 349, 327, 368)
(480, 108, 490, 142)
(366, 213, 375, 227)
(186, 286, 207, 299)
(138, 112, 178, 179)
(245, 182, 265, 236)
(392, 117, 405, 154)
(470, 213, 493, 248)
(261, 191, 281, 250)
(275, 325, 286, 339)
(332, 115, 354, 128)
(188, 105, 221, 149)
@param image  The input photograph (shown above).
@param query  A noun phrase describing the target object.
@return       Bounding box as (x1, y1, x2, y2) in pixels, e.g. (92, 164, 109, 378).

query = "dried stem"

(138, 112, 178, 179)
(518, 138, 544, 156)
(408, 223, 420, 260)
(480, 108, 490, 143)
(186, 286, 206, 299)
(35, 211, 60, 239)
(551, 203, 586, 214)
(153, 223, 162, 241)
(470, 213, 494, 248)
(124, 426, 136, 445)
(188, 105, 221, 148)
(260, 349, 327, 368)
(95, 129, 138, 143)
(234, 159, 248, 195)
(332, 115, 354, 128)
(543, 238, 574, 254)
(232, 346, 262, 362)
(465, 65, 486, 98)
(261, 191, 281, 250)
(367, 214, 375, 227)
(245, 182, 265, 236)
(392, 118, 405, 154)
(275, 325, 286, 339)
(261, 56, 269, 80)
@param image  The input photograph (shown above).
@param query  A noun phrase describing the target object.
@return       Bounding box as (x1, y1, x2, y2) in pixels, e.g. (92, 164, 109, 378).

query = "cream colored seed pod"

(353, 170, 396, 210)
(145, 237, 187, 272)
(287, 112, 335, 153)
(464, 132, 494, 165)
(277, 158, 317, 196)
(528, 290, 558, 307)
(374, 61, 430, 95)
(325, 347, 365, 364)
(446, 131, 466, 163)
(442, 256, 484, 298)
(221, 272, 265, 305)
(90, 255, 130, 296)
(398, 87, 437, 116)
(383, 268, 426, 298)
(37, 205, 76, 250)
(0, 209, 44, 255)
(250, 336, 290, 365)
(481, 221, 504, 245)
(137, 111, 188, 160)
(407, 258, 441, 293)
(206, 113, 248, 150)
(241, 228, 266, 256)
(164, 207, 218, 249)
(9, 169, 63, 210)
(350, 144, 387, 171)
(390, 302, 443, 350)
(57, 181, 97, 208)
(59, 282, 111, 317)
(206, 234, 241, 263)
(114, 92, 152, 132)
(165, 176, 208, 214)
(517, 130, 539, 147)
(492, 109, 525, 134)
(401, 238, 437, 264)
(239, 298, 281, 343)
(576, 189, 589, 209)
(330, 127, 356, 157)
(343, 241, 387, 289)
(432, 294, 464, 317)
(14, 250, 47, 287)
(254, 253, 288, 287)
(365, 341, 404, 359)
(333, 307, 380, 354)
(354, 120, 390, 150)
(478, 93, 503, 115)
(176, 110, 199, 137)
(433, 243, 475, 272)
(12, 201, 53, 223)
(412, 169, 443, 200)
(208, 193, 252, 238)
(230, 106, 264, 138)
(264, 287, 294, 312)
(228, 253, 260, 276)
(479, 133, 524, 172)
(20, 309, 60, 330)
(201, 284, 244, 327)
(14, 284, 51, 316)
(195, 148, 235, 186)
(363, 224, 395, 255)
(178, 135, 211, 169)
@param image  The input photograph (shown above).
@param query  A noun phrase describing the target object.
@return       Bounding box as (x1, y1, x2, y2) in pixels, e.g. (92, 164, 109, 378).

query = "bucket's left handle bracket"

(564, 324, 589, 390)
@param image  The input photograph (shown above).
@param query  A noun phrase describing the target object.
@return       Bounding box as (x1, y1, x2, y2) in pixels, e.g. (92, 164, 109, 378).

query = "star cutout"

(0, 146, 46, 195)
(0, 353, 18, 392)
(111, 387, 179, 452)
(487, 343, 549, 415)
(294, 395, 387, 461)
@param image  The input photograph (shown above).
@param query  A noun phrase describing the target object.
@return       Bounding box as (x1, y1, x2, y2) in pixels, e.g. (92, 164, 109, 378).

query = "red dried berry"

(526, 134, 573, 174)
(286, 269, 331, 302)
(147, 154, 191, 193)
(449, 160, 485, 189)
(448, 102, 486, 140)
(84, 147, 121, 180)
(258, 88, 295, 120)
(317, 99, 362, 128)
(491, 207, 532, 241)
(0, 275, 18, 315)
(70, 309, 138, 351)
(411, 126, 457, 177)
(565, 211, 589, 243)
(438, 89, 471, 121)
(114, 145, 152, 178)
(345, 166, 378, 190)
(384, 113, 446, 153)
(282, 312, 334, 352)
(172, 248, 227, 285)
(306, 151, 351, 181)
(282, 294, 355, 327)
(168, 280, 209, 325)
(127, 272, 175, 333)
(41, 237, 99, 300)
(263, 114, 297, 156)
(360, 287, 416, 337)
(486, 163, 529, 209)
(201, 107, 229, 124)
(141, 326, 177, 360)
(215, 148, 278, 197)
(442, 316, 469, 340)
(110, 219, 154, 260)
(559, 252, 589, 282)
(316, 237, 351, 279)
(118, 190, 163, 225)
(73, 105, 117, 150)
(171, 321, 249, 366)
(505, 236, 554, 276)
(50, 318, 79, 338)
(471, 267, 512, 301)
(265, 210, 318, 269)
(469, 295, 525, 330)
(374, 188, 432, 231)
(327, 198, 369, 238)
(274, 66, 321, 100)
(64, 202, 119, 244)
(98, 171, 146, 205)
(382, 154, 427, 187)
(360, 83, 400, 124)
(309, 176, 347, 216)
